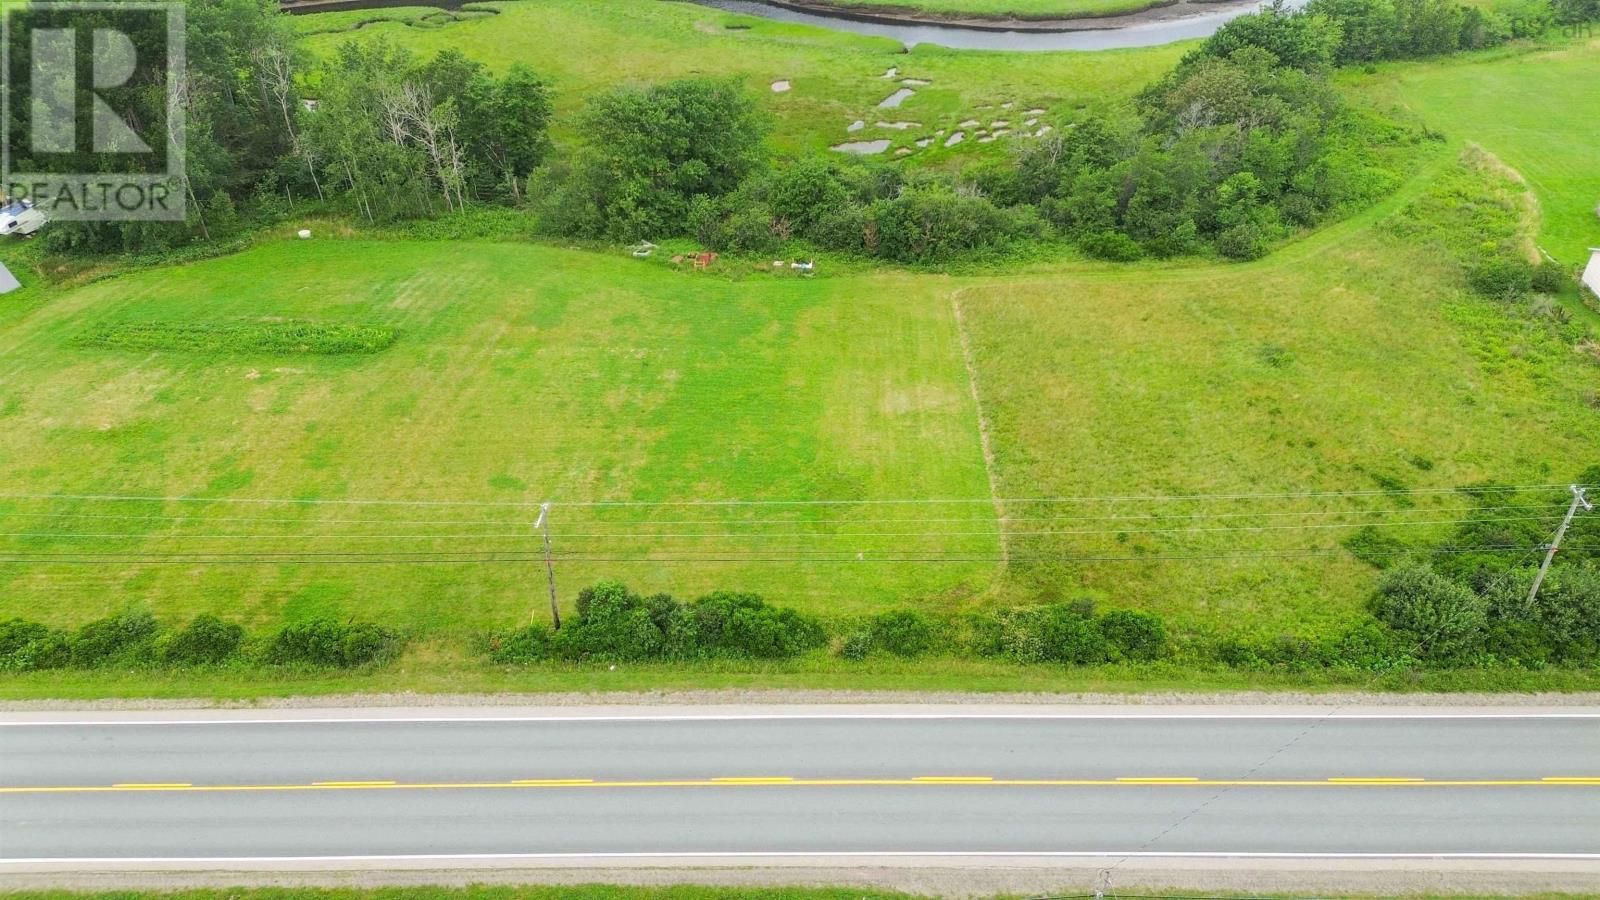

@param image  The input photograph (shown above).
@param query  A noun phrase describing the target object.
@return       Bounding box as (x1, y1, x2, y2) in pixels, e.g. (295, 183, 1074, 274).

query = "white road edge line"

(6, 713, 1600, 726)
(6, 852, 1600, 862)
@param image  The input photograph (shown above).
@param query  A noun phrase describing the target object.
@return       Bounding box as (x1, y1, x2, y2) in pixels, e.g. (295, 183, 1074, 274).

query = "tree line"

(14, 0, 1596, 263)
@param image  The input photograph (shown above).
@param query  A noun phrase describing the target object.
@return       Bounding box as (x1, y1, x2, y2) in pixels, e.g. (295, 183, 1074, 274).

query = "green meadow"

(1372, 35, 1600, 265)
(3, 150, 1594, 645)
(2, 4, 1598, 692)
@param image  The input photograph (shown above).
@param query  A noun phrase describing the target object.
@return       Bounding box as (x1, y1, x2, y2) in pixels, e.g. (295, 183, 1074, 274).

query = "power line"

(0, 483, 1582, 509)
(0, 513, 1561, 542)
(0, 502, 1556, 529)
(0, 544, 1582, 567)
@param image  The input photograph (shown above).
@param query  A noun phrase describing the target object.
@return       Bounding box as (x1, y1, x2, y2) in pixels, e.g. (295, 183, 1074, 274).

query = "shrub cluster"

(0, 610, 401, 672)
(486, 581, 827, 663)
(970, 603, 1169, 664)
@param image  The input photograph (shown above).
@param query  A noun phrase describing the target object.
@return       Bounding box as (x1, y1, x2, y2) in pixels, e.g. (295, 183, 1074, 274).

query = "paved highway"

(3, 706, 1599, 864)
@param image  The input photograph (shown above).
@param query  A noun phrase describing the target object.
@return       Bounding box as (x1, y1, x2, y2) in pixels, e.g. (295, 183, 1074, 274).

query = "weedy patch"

(75, 321, 398, 355)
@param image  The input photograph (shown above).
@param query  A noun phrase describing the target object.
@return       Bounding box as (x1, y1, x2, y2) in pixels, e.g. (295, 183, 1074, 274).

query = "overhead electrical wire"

(0, 483, 1584, 509)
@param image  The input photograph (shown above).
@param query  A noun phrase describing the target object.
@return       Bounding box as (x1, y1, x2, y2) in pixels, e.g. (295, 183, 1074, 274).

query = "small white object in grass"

(1026, 108, 1046, 116)
(901, 78, 930, 86)
(847, 119, 865, 132)
(771, 80, 791, 92)
(959, 119, 979, 128)
(1001, 102, 1014, 109)
(990, 120, 1009, 128)
(609, 665, 617, 671)
(875, 121, 921, 130)
(882, 67, 899, 79)
(916, 137, 933, 148)
(944, 131, 965, 147)
(297, 229, 312, 239)
(1025, 118, 1039, 127)
(895, 148, 912, 156)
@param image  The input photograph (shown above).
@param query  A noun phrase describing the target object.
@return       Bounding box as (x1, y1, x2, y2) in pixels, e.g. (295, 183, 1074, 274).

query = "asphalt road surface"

(4, 707, 1599, 864)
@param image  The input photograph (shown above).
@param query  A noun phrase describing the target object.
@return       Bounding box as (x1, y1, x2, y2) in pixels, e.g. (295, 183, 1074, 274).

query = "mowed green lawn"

(0, 239, 999, 633)
(1375, 36, 1600, 265)
(296, 0, 1183, 156)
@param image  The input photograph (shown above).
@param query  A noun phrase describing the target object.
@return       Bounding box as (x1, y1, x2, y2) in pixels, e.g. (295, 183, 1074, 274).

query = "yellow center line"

(5, 777, 1600, 795)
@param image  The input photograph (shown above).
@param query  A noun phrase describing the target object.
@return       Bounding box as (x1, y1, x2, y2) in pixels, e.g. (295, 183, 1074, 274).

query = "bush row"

(0, 610, 404, 672)
(486, 581, 828, 663)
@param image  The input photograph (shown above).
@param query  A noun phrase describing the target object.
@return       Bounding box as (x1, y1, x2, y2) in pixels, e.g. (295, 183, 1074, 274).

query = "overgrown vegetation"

(487, 581, 828, 663)
(0, 610, 402, 672)
(482, 479, 1600, 675)
(75, 321, 398, 355)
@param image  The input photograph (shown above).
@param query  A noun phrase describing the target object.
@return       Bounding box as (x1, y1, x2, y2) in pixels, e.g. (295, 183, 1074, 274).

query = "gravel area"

(6, 688, 1600, 711)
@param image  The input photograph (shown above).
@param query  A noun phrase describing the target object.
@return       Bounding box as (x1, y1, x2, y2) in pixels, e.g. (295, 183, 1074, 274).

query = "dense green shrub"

(545, 78, 768, 242)
(0, 619, 68, 672)
(0, 618, 51, 659)
(1468, 257, 1536, 300)
(1531, 261, 1571, 295)
(499, 581, 825, 663)
(162, 614, 245, 666)
(265, 619, 402, 668)
(866, 610, 940, 658)
(1371, 563, 1488, 660)
(68, 608, 161, 667)
(1099, 609, 1169, 661)
(487, 622, 555, 663)
(837, 631, 873, 661)
(694, 591, 827, 659)
(975, 604, 1112, 665)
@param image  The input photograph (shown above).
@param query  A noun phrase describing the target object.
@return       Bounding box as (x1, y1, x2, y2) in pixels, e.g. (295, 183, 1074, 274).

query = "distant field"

(294, 0, 1183, 156)
(1373, 36, 1600, 265)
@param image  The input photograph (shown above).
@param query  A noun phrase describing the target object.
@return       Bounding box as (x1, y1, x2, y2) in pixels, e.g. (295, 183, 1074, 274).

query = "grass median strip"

(7, 777, 1600, 794)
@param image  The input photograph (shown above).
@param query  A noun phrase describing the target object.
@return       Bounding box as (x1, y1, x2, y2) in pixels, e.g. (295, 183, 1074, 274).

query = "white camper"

(0, 200, 47, 237)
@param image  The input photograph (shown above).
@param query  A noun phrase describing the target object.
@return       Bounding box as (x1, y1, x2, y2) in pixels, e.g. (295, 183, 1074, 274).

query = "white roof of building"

(1583, 248, 1600, 299)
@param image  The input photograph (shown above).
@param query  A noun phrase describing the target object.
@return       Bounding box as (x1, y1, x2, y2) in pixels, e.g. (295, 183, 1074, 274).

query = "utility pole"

(1527, 485, 1592, 605)
(535, 502, 561, 630)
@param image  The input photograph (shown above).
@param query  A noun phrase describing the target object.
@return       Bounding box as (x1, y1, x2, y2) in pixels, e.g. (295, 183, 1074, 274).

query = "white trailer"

(0, 200, 47, 237)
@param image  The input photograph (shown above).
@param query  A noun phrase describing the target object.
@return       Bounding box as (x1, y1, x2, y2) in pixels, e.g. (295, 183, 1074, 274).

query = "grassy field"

(1366, 35, 1600, 266)
(294, 0, 1183, 157)
(0, 235, 1002, 634)
(3, 148, 1595, 646)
